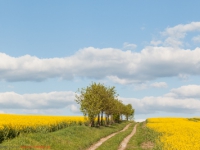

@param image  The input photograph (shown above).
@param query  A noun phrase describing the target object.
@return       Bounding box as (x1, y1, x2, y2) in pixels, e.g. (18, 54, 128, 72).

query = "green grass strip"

(126, 122, 162, 150)
(96, 122, 136, 150)
(0, 121, 130, 150)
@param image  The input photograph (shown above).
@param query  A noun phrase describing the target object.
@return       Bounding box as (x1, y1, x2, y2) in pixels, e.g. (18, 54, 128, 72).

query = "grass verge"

(96, 122, 136, 150)
(0, 121, 129, 150)
(126, 121, 162, 150)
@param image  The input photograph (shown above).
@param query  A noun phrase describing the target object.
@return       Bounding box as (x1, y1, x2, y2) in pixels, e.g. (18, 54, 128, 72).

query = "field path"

(87, 123, 132, 150)
(118, 124, 138, 150)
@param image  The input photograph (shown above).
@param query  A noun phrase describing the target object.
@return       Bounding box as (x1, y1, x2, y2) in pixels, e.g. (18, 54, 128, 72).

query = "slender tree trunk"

(97, 113, 100, 126)
(101, 111, 103, 126)
(105, 114, 108, 126)
(108, 114, 110, 125)
(126, 115, 128, 121)
(110, 114, 113, 124)
(90, 120, 94, 127)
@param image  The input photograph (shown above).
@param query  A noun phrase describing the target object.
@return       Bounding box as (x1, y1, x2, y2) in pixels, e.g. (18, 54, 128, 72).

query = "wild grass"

(0, 121, 129, 150)
(126, 121, 162, 150)
(96, 122, 136, 150)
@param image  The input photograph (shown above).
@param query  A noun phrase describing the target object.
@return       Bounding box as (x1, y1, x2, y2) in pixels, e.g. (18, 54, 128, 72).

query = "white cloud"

(161, 22, 200, 47)
(165, 85, 200, 99)
(123, 42, 137, 50)
(0, 91, 75, 109)
(150, 40, 162, 46)
(192, 35, 200, 43)
(150, 82, 168, 88)
(107, 76, 136, 85)
(121, 84, 200, 114)
(163, 22, 200, 37)
(1, 46, 200, 83)
(178, 74, 189, 80)
(0, 85, 200, 115)
(70, 104, 80, 113)
(121, 95, 200, 114)
(1, 22, 200, 84)
(135, 118, 146, 122)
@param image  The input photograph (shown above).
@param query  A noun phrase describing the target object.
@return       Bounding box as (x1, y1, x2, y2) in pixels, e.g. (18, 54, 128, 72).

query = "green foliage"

(0, 122, 130, 150)
(126, 122, 163, 150)
(75, 82, 135, 127)
(97, 122, 136, 150)
(188, 118, 200, 122)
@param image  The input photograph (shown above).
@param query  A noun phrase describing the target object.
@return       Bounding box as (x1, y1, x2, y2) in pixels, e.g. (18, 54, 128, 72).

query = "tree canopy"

(75, 82, 134, 127)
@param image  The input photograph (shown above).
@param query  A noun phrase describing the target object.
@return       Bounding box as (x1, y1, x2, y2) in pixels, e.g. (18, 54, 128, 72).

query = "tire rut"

(118, 124, 138, 150)
(87, 123, 132, 150)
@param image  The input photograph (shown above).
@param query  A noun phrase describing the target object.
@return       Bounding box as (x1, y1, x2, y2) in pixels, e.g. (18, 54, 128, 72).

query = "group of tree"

(75, 82, 134, 127)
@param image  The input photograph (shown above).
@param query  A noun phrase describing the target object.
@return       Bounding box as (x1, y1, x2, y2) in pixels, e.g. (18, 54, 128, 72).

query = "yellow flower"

(147, 117, 200, 149)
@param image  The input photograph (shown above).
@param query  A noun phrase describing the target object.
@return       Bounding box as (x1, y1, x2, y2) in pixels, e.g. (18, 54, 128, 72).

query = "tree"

(75, 83, 106, 126)
(103, 86, 118, 125)
(124, 104, 134, 121)
(75, 82, 135, 127)
(75, 82, 103, 127)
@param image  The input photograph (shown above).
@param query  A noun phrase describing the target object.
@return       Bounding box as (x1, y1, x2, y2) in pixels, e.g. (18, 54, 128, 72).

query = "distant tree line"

(75, 82, 134, 127)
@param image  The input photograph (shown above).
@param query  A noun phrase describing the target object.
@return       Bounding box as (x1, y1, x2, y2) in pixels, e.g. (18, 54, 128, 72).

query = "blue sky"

(1, 1, 200, 121)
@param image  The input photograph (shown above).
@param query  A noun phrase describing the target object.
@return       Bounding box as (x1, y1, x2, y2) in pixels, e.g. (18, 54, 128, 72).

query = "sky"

(1, 1, 200, 121)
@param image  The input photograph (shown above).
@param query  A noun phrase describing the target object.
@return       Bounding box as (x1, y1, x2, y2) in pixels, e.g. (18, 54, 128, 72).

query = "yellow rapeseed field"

(0, 114, 86, 141)
(147, 117, 200, 150)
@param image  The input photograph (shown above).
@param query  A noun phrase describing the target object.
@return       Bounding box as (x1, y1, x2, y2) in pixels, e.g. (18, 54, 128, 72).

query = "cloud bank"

(122, 84, 200, 114)
(1, 85, 200, 115)
(1, 46, 200, 83)
(1, 22, 200, 83)
(0, 91, 75, 109)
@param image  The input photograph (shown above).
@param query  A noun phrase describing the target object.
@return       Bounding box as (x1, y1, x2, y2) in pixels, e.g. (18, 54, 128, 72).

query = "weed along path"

(87, 123, 132, 150)
(118, 124, 138, 150)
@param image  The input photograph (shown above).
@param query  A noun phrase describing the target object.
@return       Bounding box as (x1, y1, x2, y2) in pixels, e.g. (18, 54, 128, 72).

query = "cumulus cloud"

(161, 22, 200, 47)
(165, 85, 200, 99)
(1, 22, 200, 84)
(0, 91, 75, 109)
(150, 82, 168, 88)
(107, 76, 136, 85)
(121, 95, 200, 114)
(0, 85, 200, 115)
(1, 46, 200, 83)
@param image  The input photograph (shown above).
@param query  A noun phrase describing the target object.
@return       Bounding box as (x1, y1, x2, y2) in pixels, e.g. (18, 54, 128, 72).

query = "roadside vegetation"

(75, 82, 134, 127)
(0, 121, 130, 150)
(0, 82, 136, 149)
(126, 121, 162, 150)
(96, 122, 136, 150)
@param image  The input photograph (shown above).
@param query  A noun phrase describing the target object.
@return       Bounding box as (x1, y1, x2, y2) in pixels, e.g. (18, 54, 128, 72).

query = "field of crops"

(0, 114, 86, 142)
(147, 118, 200, 149)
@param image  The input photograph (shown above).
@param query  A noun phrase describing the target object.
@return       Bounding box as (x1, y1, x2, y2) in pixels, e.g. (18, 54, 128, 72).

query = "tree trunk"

(100, 111, 103, 126)
(105, 115, 108, 126)
(97, 113, 100, 126)
(108, 114, 110, 125)
(110, 114, 113, 124)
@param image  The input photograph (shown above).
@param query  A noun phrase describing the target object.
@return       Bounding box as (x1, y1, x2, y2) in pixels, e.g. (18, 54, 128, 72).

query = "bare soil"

(118, 124, 138, 150)
(87, 123, 131, 150)
(141, 141, 154, 149)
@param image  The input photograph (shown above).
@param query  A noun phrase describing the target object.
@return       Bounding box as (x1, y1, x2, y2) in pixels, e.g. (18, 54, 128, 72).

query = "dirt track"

(87, 123, 131, 150)
(118, 124, 138, 150)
